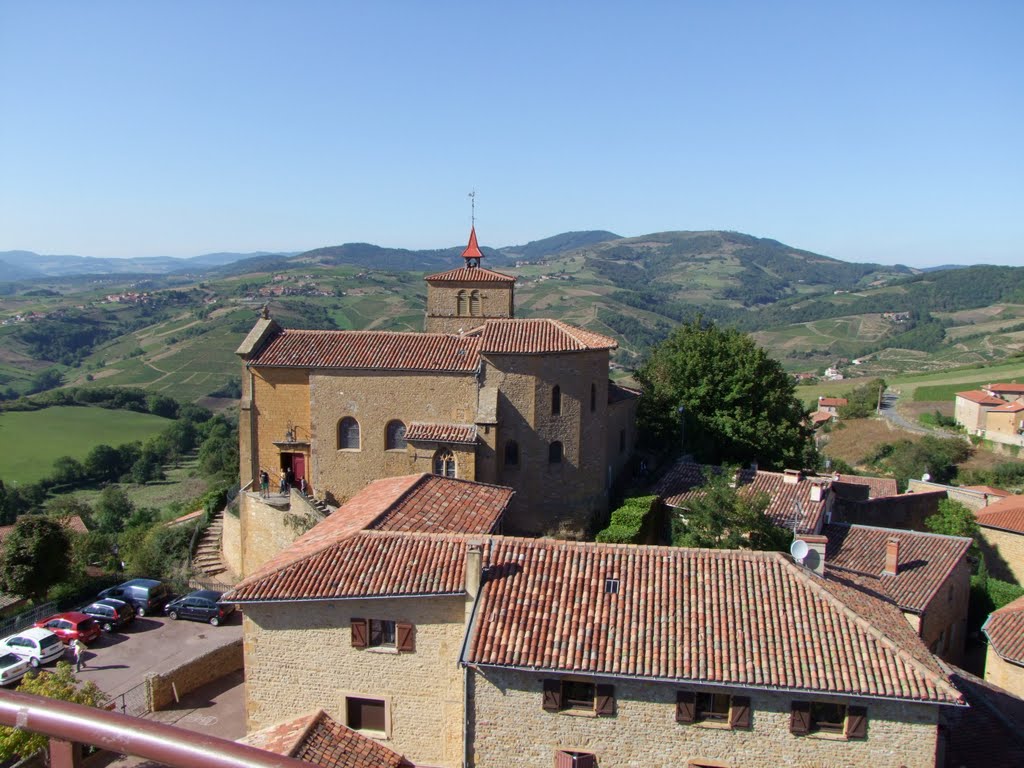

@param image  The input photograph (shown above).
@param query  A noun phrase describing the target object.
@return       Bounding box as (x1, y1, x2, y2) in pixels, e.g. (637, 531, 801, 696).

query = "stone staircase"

(192, 511, 227, 579)
(306, 493, 333, 517)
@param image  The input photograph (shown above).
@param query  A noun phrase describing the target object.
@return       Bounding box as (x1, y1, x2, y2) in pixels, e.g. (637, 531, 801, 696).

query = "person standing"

(278, 472, 287, 495)
(70, 638, 84, 672)
(259, 470, 270, 498)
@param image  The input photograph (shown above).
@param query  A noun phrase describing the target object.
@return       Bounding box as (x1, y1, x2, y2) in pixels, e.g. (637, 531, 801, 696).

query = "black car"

(81, 598, 136, 632)
(97, 578, 172, 617)
(164, 590, 236, 626)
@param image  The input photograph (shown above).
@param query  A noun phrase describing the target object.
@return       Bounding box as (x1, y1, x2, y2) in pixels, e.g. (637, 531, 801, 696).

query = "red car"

(33, 612, 102, 645)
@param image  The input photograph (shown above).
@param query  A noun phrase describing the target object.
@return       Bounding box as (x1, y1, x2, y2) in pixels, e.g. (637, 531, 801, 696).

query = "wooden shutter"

(542, 679, 562, 712)
(790, 701, 811, 735)
(575, 754, 596, 768)
(350, 618, 368, 648)
(555, 752, 574, 768)
(676, 691, 696, 723)
(846, 705, 868, 739)
(396, 622, 415, 653)
(595, 684, 615, 716)
(729, 696, 751, 729)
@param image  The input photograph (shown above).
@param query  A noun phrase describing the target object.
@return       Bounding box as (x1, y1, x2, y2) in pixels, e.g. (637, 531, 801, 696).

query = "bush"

(596, 496, 659, 544)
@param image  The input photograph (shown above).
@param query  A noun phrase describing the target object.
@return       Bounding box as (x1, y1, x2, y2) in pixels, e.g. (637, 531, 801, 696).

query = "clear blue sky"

(1, 1, 1021, 267)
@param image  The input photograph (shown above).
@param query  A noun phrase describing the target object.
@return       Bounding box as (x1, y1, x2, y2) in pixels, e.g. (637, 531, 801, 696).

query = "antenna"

(790, 539, 809, 563)
(468, 189, 476, 227)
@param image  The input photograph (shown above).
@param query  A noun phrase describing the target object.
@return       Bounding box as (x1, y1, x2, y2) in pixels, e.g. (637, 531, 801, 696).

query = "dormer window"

(604, 578, 619, 594)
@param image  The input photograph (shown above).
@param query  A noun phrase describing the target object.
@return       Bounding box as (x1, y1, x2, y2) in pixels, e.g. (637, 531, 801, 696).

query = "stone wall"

(918, 557, 971, 665)
(831, 491, 945, 530)
(984, 646, 1024, 698)
(222, 507, 242, 577)
(468, 668, 940, 768)
(425, 280, 514, 334)
(239, 492, 321, 577)
(954, 397, 986, 433)
(247, 367, 312, 489)
(905, 480, 996, 511)
(243, 596, 468, 768)
(149, 638, 243, 711)
(978, 526, 1024, 585)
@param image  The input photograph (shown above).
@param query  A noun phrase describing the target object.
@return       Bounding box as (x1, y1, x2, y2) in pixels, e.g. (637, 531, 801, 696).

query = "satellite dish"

(790, 539, 809, 563)
(922, 473, 931, 482)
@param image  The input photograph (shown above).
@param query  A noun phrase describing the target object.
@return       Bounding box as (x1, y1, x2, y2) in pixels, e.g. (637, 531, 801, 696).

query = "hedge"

(596, 495, 659, 544)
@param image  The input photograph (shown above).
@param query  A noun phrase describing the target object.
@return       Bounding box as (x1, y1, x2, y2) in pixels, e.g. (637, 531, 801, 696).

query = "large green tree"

(636, 319, 813, 468)
(93, 486, 135, 534)
(0, 516, 71, 600)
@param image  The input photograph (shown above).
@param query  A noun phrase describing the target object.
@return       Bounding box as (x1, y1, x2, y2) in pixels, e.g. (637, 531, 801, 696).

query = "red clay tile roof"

(0, 515, 88, 542)
(983, 595, 1024, 665)
(963, 485, 1011, 497)
(608, 381, 641, 404)
(823, 524, 972, 613)
(818, 397, 848, 407)
(655, 461, 828, 534)
(810, 411, 833, 425)
(242, 710, 410, 768)
(464, 537, 963, 704)
(827, 473, 899, 498)
(367, 475, 512, 534)
(986, 383, 1024, 395)
(472, 319, 617, 354)
(405, 422, 478, 444)
(956, 390, 1006, 406)
(461, 226, 483, 261)
(248, 329, 481, 372)
(992, 401, 1024, 412)
(424, 266, 515, 282)
(942, 666, 1024, 768)
(975, 495, 1024, 534)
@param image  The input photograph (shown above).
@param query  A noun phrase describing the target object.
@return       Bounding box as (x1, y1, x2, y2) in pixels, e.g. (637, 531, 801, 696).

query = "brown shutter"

(790, 701, 811, 735)
(846, 705, 868, 739)
(576, 755, 596, 768)
(542, 679, 562, 712)
(676, 691, 696, 723)
(396, 622, 415, 652)
(350, 618, 368, 648)
(555, 752, 574, 768)
(729, 696, 751, 729)
(595, 684, 615, 716)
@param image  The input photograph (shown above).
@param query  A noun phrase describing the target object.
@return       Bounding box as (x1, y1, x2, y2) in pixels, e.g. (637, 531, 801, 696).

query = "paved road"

(877, 391, 934, 435)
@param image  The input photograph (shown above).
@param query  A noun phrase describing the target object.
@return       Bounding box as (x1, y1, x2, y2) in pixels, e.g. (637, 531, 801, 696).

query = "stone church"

(235, 227, 638, 546)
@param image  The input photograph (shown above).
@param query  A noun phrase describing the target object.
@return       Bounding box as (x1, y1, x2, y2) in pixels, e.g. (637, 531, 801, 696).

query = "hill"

(0, 250, 298, 280)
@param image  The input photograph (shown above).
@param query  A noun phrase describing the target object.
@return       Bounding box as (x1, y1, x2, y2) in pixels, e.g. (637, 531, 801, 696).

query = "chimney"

(796, 534, 828, 577)
(809, 482, 824, 502)
(783, 469, 802, 485)
(465, 541, 483, 600)
(884, 537, 900, 576)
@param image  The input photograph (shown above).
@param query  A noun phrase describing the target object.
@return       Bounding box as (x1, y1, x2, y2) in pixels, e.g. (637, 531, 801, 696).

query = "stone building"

(235, 228, 638, 549)
(974, 495, 1024, 585)
(227, 476, 966, 768)
(983, 595, 1024, 698)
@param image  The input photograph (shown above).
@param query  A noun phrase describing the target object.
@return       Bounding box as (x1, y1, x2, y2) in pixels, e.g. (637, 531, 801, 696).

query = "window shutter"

(676, 691, 696, 723)
(595, 684, 615, 716)
(350, 618, 368, 649)
(790, 701, 811, 735)
(396, 622, 415, 652)
(542, 679, 562, 712)
(575, 754, 596, 768)
(846, 705, 867, 739)
(729, 696, 751, 729)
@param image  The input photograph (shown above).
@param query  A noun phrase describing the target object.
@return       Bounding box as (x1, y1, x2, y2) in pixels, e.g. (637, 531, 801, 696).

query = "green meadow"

(0, 406, 172, 484)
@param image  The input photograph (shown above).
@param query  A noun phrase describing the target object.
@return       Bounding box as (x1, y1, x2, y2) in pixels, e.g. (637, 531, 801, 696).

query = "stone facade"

(425, 279, 514, 335)
(984, 646, 1024, 698)
(954, 396, 991, 434)
(468, 667, 940, 768)
(221, 509, 242, 577)
(239, 492, 322, 576)
(978, 525, 1024, 585)
(242, 596, 468, 768)
(149, 638, 243, 711)
(916, 556, 971, 664)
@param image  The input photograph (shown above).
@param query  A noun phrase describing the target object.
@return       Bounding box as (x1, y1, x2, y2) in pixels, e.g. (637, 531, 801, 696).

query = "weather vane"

(468, 189, 476, 227)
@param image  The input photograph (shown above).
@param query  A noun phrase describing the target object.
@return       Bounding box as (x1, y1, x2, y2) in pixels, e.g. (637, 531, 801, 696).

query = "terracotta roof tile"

(424, 266, 515, 283)
(248, 329, 481, 372)
(942, 667, 1024, 768)
(655, 461, 828, 534)
(472, 319, 617, 354)
(818, 397, 848, 407)
(0, 515, 88, 542)
(608, 381, 641, 404)
(242, 710, 410, 768)
(405, 422, 478, 444)
(986, 383, 1024, 395)
(827, 473, 899, 498)
(367, 475, 512, 534)
(956, 390, 1006, 406)
(992, 401, 1024, 412)
(963, 485, 1011, 497)
(465, 538, 963, 704)
(975, 495, 1024, 534)
(823, 524, 972, 613)
(984, 594, 1024, 665)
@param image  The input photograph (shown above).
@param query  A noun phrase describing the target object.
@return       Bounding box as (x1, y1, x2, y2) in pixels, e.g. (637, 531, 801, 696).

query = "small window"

(552, 385, 561, 415)
(457, 290, 468, 316)
(385, 420, 407, 450)
(369, 619, 396, 648)
(433, 449, 456, 478)
(562, 681, 595, 712)
(590, 383, 597, 412)
(347, 696, 386, 733)
(948, 584, 954, 603)
(469, 290, 481, 316)
(619, 429, 626, 453)
(504, 440, 519, 467)
(696, 692, 730, 723)
(604, 578, 619, 594)
(549, 441, 563, 464)
(543, 680, 614, 716)
(338, 417, 360, 450)
(556, 751, 596, 768)
(809, 701, 846, 734)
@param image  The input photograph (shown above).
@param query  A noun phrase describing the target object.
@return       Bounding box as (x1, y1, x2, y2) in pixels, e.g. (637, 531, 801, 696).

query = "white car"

(2, 627, 65, 668)
(0, 652, 31, 686)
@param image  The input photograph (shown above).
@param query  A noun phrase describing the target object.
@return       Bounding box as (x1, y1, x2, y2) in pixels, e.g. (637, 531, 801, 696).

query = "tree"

(671, 469, 793, 552)
(0, 662, 105, 761)
(83, 444, 123, 482)
(837, 379, 887, 419)
(636, 318, 814, 468)
(925, 499, 979, 540)
(45, 496, 92, 525)
(92, 486, 134, 534)
(51, 456, 86, 486)
(0, 516, 71, 600)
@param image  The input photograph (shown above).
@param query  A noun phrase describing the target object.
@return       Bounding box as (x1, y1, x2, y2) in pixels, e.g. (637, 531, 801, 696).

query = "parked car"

(0, 652, 31, 687)
(164, 590, 236, 626)
(1, 627, 65, 668)
(97, 578, 172, 617)
(33, 612, 102, 645)
(81, 598, 136, 632)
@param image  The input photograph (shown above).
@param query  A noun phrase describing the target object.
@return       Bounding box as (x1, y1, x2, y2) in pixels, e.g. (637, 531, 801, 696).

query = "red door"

(292, 453, 305, 483)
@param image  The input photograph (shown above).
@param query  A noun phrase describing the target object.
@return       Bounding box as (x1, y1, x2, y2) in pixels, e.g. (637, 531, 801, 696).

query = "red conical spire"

(462, 226, 484, 262)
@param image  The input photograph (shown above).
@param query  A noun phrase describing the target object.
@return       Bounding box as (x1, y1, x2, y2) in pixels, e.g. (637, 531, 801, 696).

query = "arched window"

(469, 290, 481, 316)
(504, 440, 519, 467)
(590, 383, 597, 412)
(549, 441, 563, 464)
(433, 449, 456, 478)
(551, 385, 561, 415)
(338, 417, 360, 450)
(457, 290, 468, 316)
(385, 420, 407, 450)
